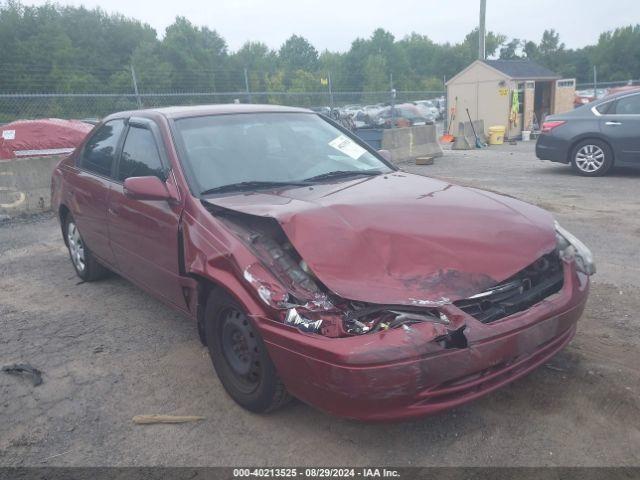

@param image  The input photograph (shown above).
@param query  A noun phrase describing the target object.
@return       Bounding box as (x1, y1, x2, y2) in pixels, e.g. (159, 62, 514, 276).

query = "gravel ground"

(1, 142, 639, 467)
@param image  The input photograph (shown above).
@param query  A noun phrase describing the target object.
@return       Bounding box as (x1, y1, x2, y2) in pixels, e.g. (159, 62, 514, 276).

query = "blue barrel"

(354, 128, 384, 150)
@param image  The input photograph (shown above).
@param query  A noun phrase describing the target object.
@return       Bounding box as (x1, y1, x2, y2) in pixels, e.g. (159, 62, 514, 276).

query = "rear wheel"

(64, 214, 109, 281)
(204, 290, 290, 413)
(571, 139, 613, 176)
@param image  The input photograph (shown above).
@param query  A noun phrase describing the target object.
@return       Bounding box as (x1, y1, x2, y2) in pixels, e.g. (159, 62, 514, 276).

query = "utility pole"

(443, 75, 448, 133)
(130, 65, 142, 109)
(593, 65, 598, 97)
(243, 68, 252, 103)
(478, 0, 487, 60)
(328, 72, 334, 108)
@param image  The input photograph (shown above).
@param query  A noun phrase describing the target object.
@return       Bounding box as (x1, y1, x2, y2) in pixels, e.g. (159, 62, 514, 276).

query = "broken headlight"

(243, 262, 291, 308)
(284, 308, 323, 333)
(555, 221, 596, 276)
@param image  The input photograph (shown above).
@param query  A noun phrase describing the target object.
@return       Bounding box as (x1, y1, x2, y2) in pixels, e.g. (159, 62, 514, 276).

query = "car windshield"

(174, 112, 392, 195)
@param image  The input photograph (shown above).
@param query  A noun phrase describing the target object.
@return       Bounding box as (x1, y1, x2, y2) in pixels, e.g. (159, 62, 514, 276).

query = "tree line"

(1, 0, 639, 96)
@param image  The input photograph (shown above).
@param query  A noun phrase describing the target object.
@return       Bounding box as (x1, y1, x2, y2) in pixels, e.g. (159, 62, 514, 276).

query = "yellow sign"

(498, 88, 509, 96)
(320, 78, 328, 86)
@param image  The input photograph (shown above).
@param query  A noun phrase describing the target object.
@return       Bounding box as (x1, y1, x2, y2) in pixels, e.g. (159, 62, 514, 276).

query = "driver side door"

(107, 117, 188, 311)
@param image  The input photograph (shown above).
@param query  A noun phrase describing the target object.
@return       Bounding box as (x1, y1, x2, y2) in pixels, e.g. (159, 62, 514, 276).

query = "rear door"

(107, 117, 187, 310)
(600, 93, 640, 164)
(68, 119, 125, 267)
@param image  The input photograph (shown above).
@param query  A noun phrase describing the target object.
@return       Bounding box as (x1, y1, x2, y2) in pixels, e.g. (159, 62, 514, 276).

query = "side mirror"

(123, 176, 173, 201)
(378, 149, 392, 162)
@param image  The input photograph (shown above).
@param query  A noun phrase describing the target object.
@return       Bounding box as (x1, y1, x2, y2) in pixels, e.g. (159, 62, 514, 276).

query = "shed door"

(553, 79, 576, 115)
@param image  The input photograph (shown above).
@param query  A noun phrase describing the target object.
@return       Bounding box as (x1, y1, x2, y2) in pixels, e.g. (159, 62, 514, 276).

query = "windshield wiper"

(303, 169, 383, 182)
(200, 180, 309, 196)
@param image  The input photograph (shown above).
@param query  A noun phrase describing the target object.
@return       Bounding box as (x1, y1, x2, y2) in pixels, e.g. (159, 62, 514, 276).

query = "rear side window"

(117, 126, 165, 181)
(80, 120, 125, 177)
(613, 94, 640, 115)
(595, 102, 613, 115)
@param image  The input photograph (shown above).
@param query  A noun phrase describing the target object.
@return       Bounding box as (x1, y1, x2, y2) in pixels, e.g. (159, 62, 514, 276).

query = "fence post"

(328, 72, 334, 108)
(244, 68, 252, 103)
(390, 73, 395, 126)
(130, 65, 142, 109)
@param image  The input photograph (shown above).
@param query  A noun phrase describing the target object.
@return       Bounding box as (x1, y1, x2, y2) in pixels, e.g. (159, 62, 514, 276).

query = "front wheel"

(204, 290, 290, 413)
(571, 140, 613, 176)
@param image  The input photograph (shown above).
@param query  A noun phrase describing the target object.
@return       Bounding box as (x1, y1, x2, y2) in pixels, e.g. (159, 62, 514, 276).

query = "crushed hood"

(205, 172, 556, 306)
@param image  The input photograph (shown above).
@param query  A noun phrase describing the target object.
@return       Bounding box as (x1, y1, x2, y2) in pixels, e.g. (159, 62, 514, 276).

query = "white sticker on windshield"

(2, 130, 15, 140)
(328, 134, 366, 160)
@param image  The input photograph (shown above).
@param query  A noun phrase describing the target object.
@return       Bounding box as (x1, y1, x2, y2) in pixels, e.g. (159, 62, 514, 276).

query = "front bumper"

(536, 134, 570, 163)
(257, 261, 589, 421)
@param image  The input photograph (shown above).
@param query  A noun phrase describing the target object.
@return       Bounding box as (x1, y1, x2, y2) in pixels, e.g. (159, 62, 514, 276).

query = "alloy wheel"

(575, 144, 605, 173)
(67, 221, 86, 272)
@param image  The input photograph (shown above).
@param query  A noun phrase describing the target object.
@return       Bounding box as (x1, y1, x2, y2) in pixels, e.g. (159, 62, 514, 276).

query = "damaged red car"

(51, 105, 595, 421)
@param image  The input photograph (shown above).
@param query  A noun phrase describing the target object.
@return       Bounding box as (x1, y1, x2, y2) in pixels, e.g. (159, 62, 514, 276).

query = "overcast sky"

(21, 0, 640, 52)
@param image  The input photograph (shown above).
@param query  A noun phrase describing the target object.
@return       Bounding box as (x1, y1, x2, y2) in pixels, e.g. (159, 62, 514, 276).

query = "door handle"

(605, 121, 622, 126)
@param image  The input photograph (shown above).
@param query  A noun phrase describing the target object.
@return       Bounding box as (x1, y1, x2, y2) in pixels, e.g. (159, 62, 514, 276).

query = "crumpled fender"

(181, 209, 268, 316)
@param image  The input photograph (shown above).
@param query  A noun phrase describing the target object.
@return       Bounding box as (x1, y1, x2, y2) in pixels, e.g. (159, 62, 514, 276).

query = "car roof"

(104, 103, 312, 121)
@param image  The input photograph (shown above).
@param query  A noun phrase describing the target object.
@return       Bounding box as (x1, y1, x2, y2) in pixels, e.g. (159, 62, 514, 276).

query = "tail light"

(542, 121, 566, 133)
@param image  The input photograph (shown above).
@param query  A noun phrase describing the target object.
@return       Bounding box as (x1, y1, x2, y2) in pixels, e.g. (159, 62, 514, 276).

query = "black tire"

(204, 289, 290, 413)
(570, 139, 613, 176)
(63, 214, 109, 282)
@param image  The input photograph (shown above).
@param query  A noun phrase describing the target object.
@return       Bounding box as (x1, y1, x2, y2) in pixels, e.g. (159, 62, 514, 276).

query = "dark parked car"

(536, 90, 640, 176)
(52, 104, 594, 421)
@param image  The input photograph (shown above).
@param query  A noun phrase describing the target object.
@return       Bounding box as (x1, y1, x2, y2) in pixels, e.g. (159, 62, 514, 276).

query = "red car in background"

(51, 104, 594, 421)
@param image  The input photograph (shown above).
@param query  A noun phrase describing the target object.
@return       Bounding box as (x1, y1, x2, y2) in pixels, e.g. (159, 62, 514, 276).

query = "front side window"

(174, 113, 392, 194)
(118, 126, 165, 181)
(80, 119, 125, 177)
(613, 94, 640, 115)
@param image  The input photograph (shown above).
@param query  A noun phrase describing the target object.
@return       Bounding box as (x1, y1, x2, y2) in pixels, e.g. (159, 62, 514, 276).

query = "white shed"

(446, 59, 575, 139)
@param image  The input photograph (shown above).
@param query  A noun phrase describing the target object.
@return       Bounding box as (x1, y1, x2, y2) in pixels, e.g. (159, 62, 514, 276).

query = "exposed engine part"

(345, 318, 371, 334)
(343, 305, 445, 335)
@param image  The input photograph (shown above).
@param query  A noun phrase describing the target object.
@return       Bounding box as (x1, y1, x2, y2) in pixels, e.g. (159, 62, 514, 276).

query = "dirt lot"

(1, 142, 639, 467)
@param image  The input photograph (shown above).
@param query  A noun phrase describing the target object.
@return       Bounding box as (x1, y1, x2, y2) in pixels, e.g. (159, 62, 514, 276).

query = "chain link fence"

(576, 79, 640, 91)
(0, 90, 445, 123)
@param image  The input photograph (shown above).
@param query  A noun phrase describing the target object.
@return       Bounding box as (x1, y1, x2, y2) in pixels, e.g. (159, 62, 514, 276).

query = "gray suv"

(536, 90, 640, 176)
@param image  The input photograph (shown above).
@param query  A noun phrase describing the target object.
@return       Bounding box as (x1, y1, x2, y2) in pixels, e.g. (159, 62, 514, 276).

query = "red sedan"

(51, 104, 594, 421)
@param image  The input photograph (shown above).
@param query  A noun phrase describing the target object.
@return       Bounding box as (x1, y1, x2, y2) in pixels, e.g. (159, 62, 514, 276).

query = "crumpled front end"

(201, 199, 593, 421)
(258, 261, 589, 421)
